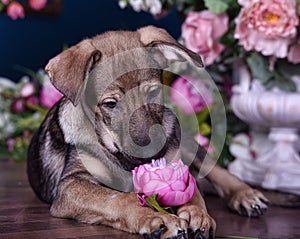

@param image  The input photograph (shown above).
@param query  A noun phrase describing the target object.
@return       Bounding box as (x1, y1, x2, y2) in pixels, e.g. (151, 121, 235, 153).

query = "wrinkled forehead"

(86, 55, 163, 103)
(104, 68, 162, 94)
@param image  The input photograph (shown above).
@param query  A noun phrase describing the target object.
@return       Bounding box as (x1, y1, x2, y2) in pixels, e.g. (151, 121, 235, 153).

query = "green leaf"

(280, 62, 300, 76)
(12, 142, 28, 162)
(0, 150, 13, 159)
(199, 122, 211, 136)
(174, 107, 200, 136)
(0, 3, 5, 12)
(246, 53, 274, 84)
(11, 112, 45, 135)
(196, 107, 210, 123)
(204, 0, 228, 14)
(273, 73, 297, 92)
(256, 58, 298, 92)
(146, 194, 174, 214)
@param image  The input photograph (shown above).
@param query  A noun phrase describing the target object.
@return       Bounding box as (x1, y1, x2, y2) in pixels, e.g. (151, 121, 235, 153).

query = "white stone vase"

(228, 65, 300, 196)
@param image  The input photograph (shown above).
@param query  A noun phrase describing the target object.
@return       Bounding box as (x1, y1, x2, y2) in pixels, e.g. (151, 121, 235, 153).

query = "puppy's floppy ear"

(45, 39, 101, 106)
(138, 25, 204, 68)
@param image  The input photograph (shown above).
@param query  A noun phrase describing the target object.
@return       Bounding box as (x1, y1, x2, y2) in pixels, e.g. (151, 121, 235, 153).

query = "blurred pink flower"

(20, 82, 36, 98)
(7, 2, 25, 20)
(237, 0, 249, 6)
(11, 99, 25, 113)
(195, 133, 214, 154)
(1, 0, 9, 4)
(40, 77, 63, 109)
(171, 76, 213, 114)
(195, 132, 209, 146)
(288, 37, 300, 64)
(153, 9, 169, 20)
(29, 0, 47, 11)
(234, 0, 298, 58)
(7, 138, 15, 153)
(132, 158, 196, 207)
(182, 10, 229, 65)
(25, 96, 39, 109)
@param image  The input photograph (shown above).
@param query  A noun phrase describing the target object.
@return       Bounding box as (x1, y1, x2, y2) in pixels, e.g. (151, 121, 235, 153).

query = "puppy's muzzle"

(115, 104, 167, 159)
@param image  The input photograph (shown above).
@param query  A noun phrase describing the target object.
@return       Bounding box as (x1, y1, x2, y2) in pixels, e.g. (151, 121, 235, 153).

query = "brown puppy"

(27, 26, 268, 239)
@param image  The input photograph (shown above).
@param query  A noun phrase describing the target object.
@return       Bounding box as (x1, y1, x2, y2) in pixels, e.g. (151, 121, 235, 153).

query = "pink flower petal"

(7, 2, 25, 20)
(156, 167, 174, 182)
(170, 180, 186, 192)
(171, 76, 213, 114)
(29, 0, 47, 11)
(40, 77, 63, 109)
(288, 41, 300, 64)
(182, 10, 229, 65)
(143, 180, 170, 196)
(234, 0, 298, 58)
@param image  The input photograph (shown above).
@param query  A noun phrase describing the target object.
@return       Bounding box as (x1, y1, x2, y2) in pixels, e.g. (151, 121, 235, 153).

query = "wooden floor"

(0, 160, 299, 239)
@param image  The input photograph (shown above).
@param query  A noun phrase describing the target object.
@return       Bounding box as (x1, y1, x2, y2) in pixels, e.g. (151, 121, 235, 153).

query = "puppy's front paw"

(228, 188, 269, 217)
(140, 212, 188, 239)
(177, 205, 216, 239)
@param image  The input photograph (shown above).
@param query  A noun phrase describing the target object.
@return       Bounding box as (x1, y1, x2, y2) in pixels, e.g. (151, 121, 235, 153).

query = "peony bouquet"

(0, 69, 62, 161)
(120, 0, 300, 90)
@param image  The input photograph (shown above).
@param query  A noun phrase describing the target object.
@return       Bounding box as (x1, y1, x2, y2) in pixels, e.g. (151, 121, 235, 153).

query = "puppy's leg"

(181, 133, 269, 217)
(204, 164, 269, 217)
(177, 189, 216, 239)
(50, 173, 190, 238)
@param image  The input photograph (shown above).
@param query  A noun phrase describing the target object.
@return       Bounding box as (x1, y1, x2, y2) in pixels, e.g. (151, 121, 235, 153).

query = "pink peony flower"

(7, 138, 15, 153)
(29, 0, 47, 11)
(237, 0, 252, 7)
(1, 0, 9, 4)
(20, 82, 36, 98)
(195, 133, 214, 154)
(195, 132, 209, 146)
(7, 2, 25, 20)
(11, 99, 25, 113)
(182, 10, 229, 65)
(288, 37, 300, 64)
(171, 76, 213, 114)
(132, 158, 197, 207)
(153, 9, 169, 20)
(40, 76, 63, 109)
(25, 96, 39, 109)
(234, 0, 299, 58)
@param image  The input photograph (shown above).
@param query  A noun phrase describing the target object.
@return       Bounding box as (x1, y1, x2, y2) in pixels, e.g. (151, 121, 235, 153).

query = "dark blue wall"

(0, 0, 181, 81)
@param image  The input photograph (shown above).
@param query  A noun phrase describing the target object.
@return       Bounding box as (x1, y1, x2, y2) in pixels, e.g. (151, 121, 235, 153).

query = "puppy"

(27, 26, 268, 239)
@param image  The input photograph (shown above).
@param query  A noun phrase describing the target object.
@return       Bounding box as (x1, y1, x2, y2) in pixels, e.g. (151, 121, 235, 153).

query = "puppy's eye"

(102, 98, 117, 109)
(147, 85, 161, 99)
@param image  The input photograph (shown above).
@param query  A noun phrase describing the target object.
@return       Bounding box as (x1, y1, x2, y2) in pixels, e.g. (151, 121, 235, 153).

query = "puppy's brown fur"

(27, 26, 268, 239)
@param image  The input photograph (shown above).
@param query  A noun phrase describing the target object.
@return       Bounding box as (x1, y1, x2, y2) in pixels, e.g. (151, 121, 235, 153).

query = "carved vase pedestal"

(229, 79, 300, 196)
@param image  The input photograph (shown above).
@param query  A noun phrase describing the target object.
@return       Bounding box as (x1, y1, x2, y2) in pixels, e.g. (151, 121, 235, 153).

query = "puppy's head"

(45, 26, 203, 170)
